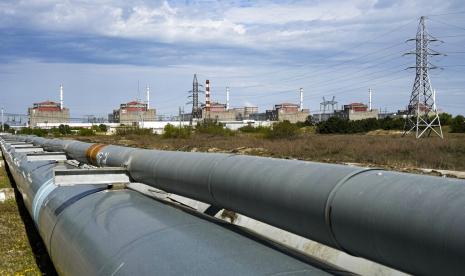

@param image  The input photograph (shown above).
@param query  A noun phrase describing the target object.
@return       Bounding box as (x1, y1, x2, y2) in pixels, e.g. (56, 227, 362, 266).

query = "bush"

(317, 117, 350, 134)
(163, 124, 192, 138)
(439, 113, 453, 125)
(58, 124, 72, 135)
(317, 117, 405, 134)
(115, 127, 152, 136)
(196, 119, 234, 136)
(238, 125, 270, 134)
(18, 127, 48, 137)
(98, 124, 108, 132)
(380, 117, 405, 130)
(78, 128, 94, 136)
(450, 115, 465, 133)
(265, 120, 300, 139)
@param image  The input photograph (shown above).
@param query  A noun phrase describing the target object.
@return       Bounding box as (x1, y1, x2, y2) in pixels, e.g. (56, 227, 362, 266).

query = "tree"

(1, 123, 10, 131)
(98, 124, 108, 132)
(163, 124, 192, 138)
(265, 120, 300, 139)
(439, 113, 453, 126)
(450, 115, 465, 133)
(58, 124, 71, 135)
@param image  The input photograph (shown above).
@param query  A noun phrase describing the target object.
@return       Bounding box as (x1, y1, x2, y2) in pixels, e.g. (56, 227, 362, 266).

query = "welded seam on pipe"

(54, 187, 109, 216)
(324, 168, 381, 255)
(32, 178, 56, 225)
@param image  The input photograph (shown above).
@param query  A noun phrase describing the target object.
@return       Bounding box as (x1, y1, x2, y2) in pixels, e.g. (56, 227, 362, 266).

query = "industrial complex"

(16, 74, 395, 133)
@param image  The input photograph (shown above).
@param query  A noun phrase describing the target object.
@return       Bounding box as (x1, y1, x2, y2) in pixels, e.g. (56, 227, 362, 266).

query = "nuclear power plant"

(17, 76, 390, 132)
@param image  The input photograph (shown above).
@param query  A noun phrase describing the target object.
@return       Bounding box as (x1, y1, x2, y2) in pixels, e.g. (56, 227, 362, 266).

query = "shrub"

(78, 128, 94, 136)
(58, 124, 72, 135)
(450, 115, 465, 133)
(265, 120, 300, 139)
(381, 117, 405, 130)
(439, 113, 453, 125)
(1, 123, 10, 131)
(317, 117, 350, 134)
(317, 117, 406, 134)
(18, 127, 48, 137)
(163, 124, 192, 138)
(115, 126, 152, 136)
(98, 124, 108, 132)
(196, 119, 235, 136)
(238, 125, 270, 134)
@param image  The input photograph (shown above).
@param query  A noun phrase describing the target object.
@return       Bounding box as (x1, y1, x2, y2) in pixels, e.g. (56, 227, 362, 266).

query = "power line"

(429, 18, 465, 31)
(427, 11, 465, 17)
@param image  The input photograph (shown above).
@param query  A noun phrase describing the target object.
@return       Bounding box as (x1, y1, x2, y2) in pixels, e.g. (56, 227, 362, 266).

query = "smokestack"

(146, 85, 150, 110)
(226, 87, 230, 111)
(205, 80, 210, 112)
(60, 84, 64, 110)
(1, 107, 3, 132)
(299, 88, 303, 111)
(369, 88, 372, 111)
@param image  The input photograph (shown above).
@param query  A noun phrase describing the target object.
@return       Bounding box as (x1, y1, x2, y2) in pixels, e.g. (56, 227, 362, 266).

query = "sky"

(0, 0, 464, 119)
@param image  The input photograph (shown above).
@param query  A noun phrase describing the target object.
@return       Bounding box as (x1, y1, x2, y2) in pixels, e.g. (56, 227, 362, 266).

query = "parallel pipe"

(1, 136, 344, 276)
(21, 136, 465, 276)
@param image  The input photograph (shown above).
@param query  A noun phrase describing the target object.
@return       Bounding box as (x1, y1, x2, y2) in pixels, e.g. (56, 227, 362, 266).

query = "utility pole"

(403, 16, 443, 138)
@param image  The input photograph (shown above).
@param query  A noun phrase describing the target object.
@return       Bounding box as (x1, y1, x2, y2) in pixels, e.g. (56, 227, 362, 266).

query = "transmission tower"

(403, 16, 443, 139)
(320, 96, 337, 113)
(188, 74, 203, 121)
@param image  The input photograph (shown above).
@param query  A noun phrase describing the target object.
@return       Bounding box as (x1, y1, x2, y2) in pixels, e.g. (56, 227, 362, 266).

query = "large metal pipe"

(19, 136, 465, 275)
(1, 136, 346, 276)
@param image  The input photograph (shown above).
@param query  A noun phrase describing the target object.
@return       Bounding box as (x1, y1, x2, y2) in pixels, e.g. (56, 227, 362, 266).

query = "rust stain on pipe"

(85, 144, 107, 165)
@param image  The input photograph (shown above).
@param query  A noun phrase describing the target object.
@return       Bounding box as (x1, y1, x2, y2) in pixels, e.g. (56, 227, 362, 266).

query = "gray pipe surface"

(1, 135, 349, 276)
(20, 136, 465, 275)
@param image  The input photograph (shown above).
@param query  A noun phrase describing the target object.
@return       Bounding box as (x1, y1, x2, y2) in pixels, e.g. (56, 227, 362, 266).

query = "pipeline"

(0, 136, 349, 276)
(11, 135, 465, 275)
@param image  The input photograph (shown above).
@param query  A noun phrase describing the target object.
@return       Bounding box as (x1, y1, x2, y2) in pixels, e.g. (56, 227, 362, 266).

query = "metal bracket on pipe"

(54, 167, 130, 186)
(14, 147, 44, 153)
(10, 143, 35, 148)
(27, 152, 67, 162)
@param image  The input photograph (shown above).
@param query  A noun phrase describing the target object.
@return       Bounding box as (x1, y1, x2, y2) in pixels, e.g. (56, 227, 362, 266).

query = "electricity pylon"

(188, 74, 203, 123)
(403, 16, 443, 138)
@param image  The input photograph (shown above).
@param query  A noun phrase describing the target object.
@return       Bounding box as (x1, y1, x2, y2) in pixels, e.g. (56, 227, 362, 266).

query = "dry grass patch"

(75, 132, 465, 172)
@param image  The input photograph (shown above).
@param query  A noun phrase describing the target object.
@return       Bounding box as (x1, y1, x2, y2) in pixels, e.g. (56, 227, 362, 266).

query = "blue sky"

(0, 0, 464, 118)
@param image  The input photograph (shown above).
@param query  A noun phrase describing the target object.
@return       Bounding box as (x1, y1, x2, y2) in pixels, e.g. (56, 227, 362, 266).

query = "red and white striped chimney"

(205, 80, 210, 112)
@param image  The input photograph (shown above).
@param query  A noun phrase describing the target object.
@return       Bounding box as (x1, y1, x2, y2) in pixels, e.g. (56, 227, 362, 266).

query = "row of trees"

(316, 113, 465, 134)
(17, 124, 108, 137)
(7, 113, 465, 139)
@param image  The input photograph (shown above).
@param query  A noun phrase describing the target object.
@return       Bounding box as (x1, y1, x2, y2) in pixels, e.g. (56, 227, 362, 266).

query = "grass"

(0, 155, 56, 275)
(74, 131, 465, 172)
(0, 199, 42, 275)
(0, 160, 11, 189)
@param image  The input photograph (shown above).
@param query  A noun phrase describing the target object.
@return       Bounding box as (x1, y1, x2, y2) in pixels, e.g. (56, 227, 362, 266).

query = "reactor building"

(28, 85, 70, 127)
(337, 103, 378, 121)
(109, 100, 156, 124)
(109, 86, 156, 125)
